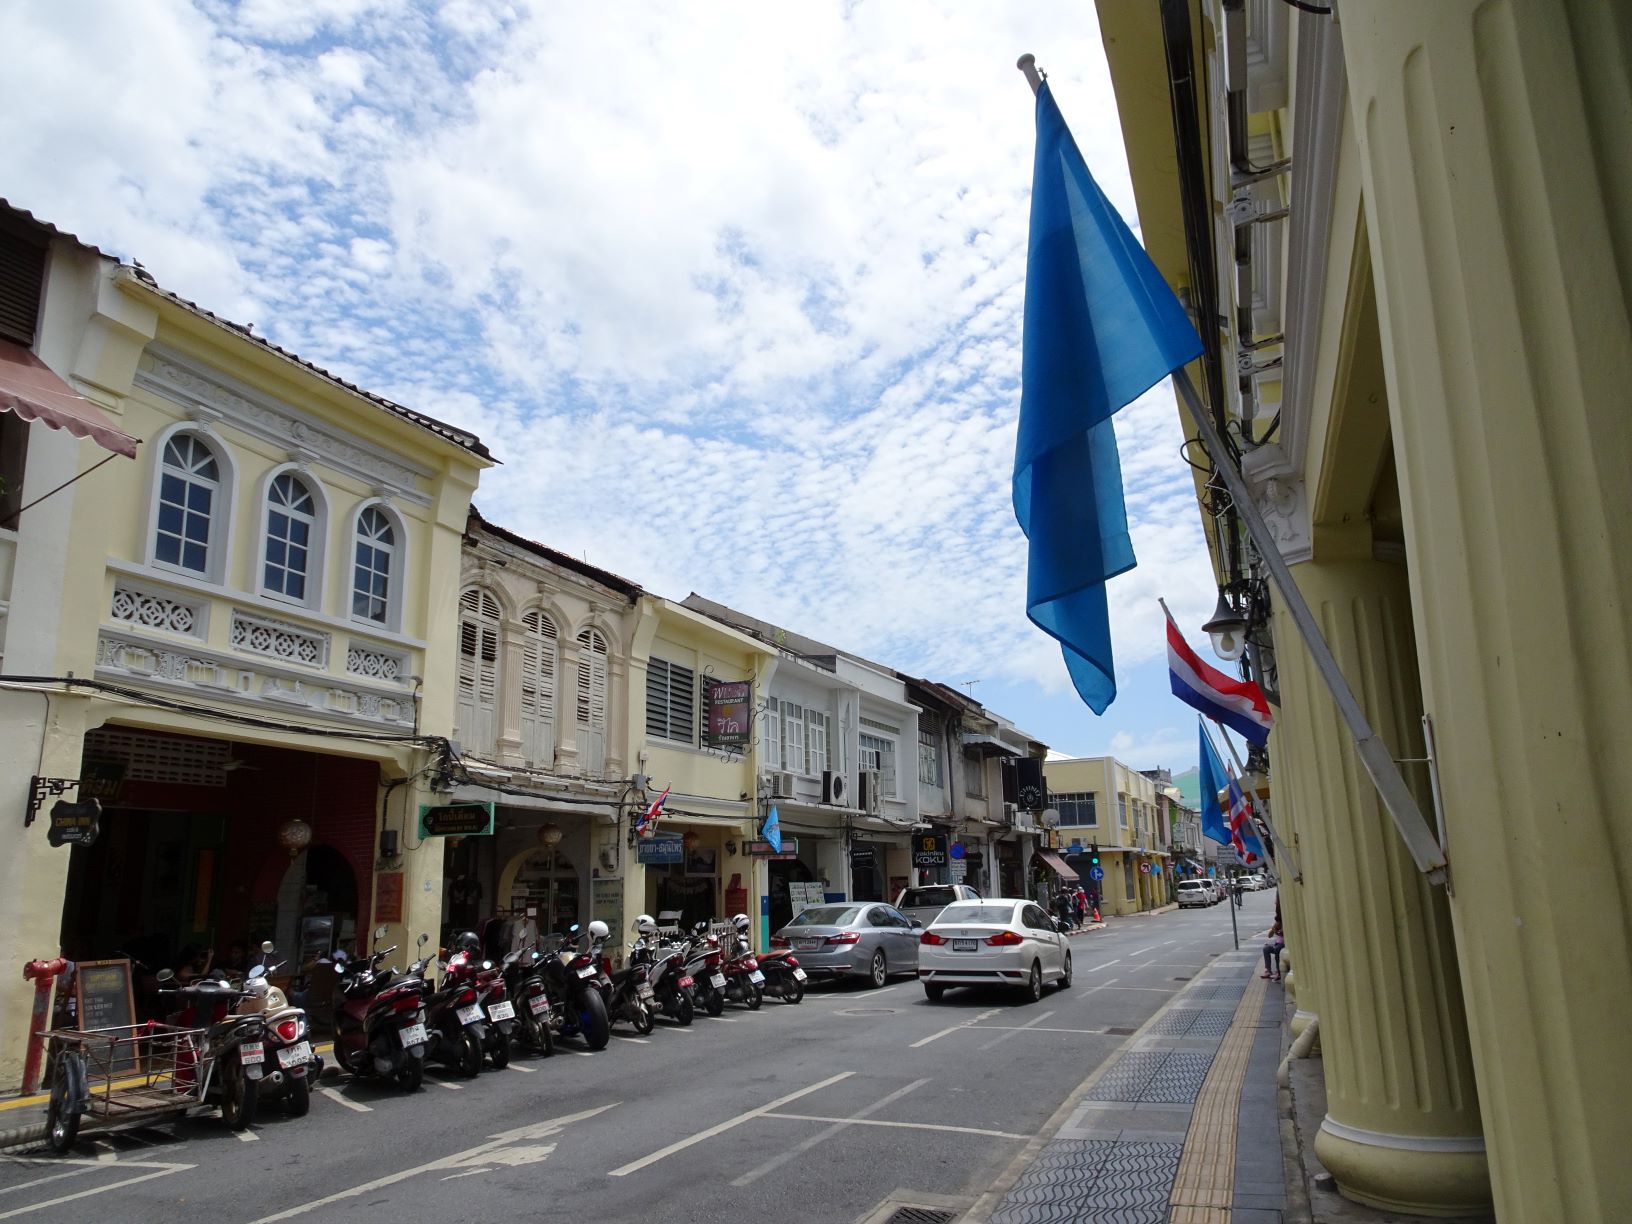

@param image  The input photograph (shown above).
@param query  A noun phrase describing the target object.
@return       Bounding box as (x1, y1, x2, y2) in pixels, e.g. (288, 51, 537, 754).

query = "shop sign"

(705, 680, 753, 747)
(745, 837, 799, 857)
(636, 832, 686, 865)
(375, 872, 405, 924)
(850, 846, 876, 869)
(47, 799, 101, 848)
(78, 759, 126, 803)
(592, 878, 623, 927)
(912, 832, 947, 868)
(789, 881, 825, 913)
(419, 801, 495, 838)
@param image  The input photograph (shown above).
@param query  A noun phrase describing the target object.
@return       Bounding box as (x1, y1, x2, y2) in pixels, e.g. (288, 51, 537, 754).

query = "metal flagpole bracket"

(1174, 369, 1448, 882)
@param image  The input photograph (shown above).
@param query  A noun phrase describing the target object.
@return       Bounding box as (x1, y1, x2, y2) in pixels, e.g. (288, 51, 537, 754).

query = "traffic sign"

(1089, 866, 1105, 881)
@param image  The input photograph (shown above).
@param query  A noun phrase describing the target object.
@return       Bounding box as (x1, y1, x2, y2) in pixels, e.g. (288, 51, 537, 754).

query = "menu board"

(73, 960, 138, 1072)
(788, 882, 825, 914)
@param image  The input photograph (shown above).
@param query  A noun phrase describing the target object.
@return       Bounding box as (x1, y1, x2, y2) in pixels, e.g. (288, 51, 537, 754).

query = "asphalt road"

(0, 892, 1277, 1224)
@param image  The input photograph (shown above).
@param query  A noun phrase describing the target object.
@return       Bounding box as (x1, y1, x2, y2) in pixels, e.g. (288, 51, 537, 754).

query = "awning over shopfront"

(963, 734, 1022, 757)
(0, 341, 139, 458)
(1035, 849, 1079, 880)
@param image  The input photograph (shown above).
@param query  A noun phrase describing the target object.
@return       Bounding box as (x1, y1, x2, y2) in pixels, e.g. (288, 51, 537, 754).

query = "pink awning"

(0, 341, 139, 458)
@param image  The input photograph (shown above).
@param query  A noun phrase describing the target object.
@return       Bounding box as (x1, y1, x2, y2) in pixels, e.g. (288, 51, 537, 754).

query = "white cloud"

(0, 0, 1217, 711)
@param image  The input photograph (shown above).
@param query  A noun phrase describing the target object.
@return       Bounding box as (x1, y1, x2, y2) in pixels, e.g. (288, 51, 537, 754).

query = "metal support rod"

(1174, 368, 1448, 880)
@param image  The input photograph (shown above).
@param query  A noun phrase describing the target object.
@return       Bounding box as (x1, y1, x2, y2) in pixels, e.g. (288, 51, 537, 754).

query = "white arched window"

(351, 506, 395, 625)
(575, 627, 609, 775)
(520, 609, 559, 767)
(154, 433, 220, 575)
(456, 588, 501, 757)
(262, 472, 316, 602)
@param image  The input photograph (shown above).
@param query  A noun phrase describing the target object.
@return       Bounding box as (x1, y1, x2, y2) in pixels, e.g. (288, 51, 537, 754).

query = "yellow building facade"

(0, 236, 489, 1087)
(1041, 756, 1168, 915)
(1098, 2, 1631, 1218)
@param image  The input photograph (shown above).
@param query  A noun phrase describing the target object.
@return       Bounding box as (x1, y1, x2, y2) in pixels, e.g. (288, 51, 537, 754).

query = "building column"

(1272, 559, 1488, 1215)
(1341, 4, 1632, 1220)
(1264, 731, 1321, 1041)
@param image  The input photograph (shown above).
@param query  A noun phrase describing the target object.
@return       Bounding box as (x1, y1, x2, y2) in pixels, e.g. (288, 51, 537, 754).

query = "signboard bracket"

(25, 776, 79, 826)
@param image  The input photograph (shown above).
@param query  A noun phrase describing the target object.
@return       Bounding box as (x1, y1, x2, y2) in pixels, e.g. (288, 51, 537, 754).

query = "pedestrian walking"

(1073, 885, 1088, 928)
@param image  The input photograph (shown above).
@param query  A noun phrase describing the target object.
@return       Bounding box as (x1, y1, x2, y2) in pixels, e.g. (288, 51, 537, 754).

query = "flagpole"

(1205, 717, 1299, 882)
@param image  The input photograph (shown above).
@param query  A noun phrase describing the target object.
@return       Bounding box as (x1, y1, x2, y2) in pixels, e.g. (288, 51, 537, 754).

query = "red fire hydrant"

(21, 959, 67, 1095)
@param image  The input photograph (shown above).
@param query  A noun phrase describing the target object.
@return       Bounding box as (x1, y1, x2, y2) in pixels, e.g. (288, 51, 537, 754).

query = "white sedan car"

(917, 898, 1071, 1003)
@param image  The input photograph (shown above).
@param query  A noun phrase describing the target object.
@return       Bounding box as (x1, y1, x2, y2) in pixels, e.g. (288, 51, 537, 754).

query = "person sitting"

(1261, 905, 1284, 981)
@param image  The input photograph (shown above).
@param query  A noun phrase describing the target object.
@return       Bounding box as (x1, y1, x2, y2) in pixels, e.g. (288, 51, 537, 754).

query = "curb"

(0, 1122, 47, 1152)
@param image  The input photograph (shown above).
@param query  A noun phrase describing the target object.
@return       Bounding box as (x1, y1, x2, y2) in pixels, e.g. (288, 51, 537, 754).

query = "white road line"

(763, 1114, 1027, 1140)
(1126, 946, 1155, 956)
(317, 1086, 372, 1112)
(234, 1130, 260, 1142)
(249, 1104, 617, 1222)
(507, 1063, 536, 1073)
(607, 1072, 853, 1178)
(618, 1038, 651, 1045)
(0, 1165, 103, 1195)
(0, 1164, 194, 1221)
(1083, 959, 1122, 972)
(435, 1079, 463, 1090)
(971, 1025, 1113, 1035)
(558, 1047, 596, 1056)
(909, 1006, 1002, 1049)
(978, 1009, 1055, 1052)
(731, 1078, 929, 1187)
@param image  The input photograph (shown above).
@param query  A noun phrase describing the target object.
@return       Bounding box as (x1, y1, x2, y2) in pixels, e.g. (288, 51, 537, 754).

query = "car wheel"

(1058, 953, 1073, 990)
(1023, 961, 1043, 1004)
(868, 950, 888, 990)
(923, 983, 944, 1003)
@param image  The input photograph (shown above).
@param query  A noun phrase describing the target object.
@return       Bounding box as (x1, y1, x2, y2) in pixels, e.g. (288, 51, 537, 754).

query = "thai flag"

(1166, 610, 1273, 746)
(635, 786, 669, 838)
(1225, 768, 1264, 865)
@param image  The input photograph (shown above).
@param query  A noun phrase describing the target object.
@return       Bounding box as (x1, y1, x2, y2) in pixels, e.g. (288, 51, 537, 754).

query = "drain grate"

(887, 1209, 957, 1224)
(1172, 975, 1192, 981)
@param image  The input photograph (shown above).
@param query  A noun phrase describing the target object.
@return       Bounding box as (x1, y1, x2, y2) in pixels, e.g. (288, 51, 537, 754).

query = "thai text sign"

(419, 802, 495, 838)
(705, 680, 753, 747)
(636, 832, 685, 865)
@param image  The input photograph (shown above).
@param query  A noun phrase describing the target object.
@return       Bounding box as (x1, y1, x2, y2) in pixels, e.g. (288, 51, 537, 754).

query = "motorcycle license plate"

(576, 965, 599, 979)
(638, 984, 656, 1000)
(457, 1004, 483, 1026)
(399, 1022, 428, 1048)
(239, 1041, 264, 1066)
(277, 1040, 312, 1068)
(528, 995, 550, 1015)
(710, 973, 726, 989)
(748, 970, 765, 984)
(792, 968, 807, 981)
(678, 975, 694, 989)
(487, 1001, 515, 1022)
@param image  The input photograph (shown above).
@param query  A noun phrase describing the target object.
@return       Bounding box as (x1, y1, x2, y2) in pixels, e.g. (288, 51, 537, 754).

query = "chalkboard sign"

(73, 960, 138, 1072)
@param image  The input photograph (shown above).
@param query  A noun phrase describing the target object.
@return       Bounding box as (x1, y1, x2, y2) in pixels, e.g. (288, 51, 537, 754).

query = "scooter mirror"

(156, 968, 175, 984)
(418, 933, 429, 947)
(374, 925, 388, 942)
(261, 940, 275, 954)
(247, 965, 265, 980)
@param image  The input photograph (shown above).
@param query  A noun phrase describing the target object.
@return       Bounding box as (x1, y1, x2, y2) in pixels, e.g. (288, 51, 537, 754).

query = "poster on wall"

(592, 878, 622, 929)
(375, 872, 404, 925)
(704, 680, 753, 747)
(788, 881, 825, 914)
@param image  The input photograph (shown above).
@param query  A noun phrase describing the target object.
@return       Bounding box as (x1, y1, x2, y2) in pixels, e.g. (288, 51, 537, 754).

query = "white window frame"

(806, 709, 828, 777)
(763, 700, 782, 770)
(782, 700, 805, 774)
(917, 722, 940, 787)
(350, 500, 406, 631)
(148, 426, 235, 583)
(257, 465, 326, 609)
(576, 627, 609, 732)
(859, 731, 898, 798)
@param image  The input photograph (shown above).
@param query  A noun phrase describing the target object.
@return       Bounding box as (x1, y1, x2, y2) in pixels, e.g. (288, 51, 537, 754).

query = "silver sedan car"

(770, 903, 921, 988)
(918, 898, 1072, 1003)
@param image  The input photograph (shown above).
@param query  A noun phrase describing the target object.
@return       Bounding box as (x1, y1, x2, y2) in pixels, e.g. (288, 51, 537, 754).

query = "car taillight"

(825, 932, 860, 945)
(457, 988, 477, 1006)
(920, 931, 947, 945)
(770, 936, 789, 948)
(276, 1019, 300, 1042)
(984, 931, 1024, 946)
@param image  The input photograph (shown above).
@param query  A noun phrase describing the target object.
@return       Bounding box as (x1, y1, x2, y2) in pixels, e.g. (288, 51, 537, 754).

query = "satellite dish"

(1041, 808, 1061, 828)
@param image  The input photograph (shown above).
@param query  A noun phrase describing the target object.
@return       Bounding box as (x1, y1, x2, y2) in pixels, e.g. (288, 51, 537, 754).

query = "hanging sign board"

(745, 837, 799, 857)
(419, 802, 494, 838)
(705, 680, 753, 747)
(912, 832, 947, 869)
(47, 799, 102, 849)
(636, 832, 685, 865)
(375, 872, 405, 925)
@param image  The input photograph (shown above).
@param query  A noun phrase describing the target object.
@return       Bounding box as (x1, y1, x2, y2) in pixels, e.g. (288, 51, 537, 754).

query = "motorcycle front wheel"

(579, 990, 611, 1051)
(703, 985, 725, 1017)
(396, 1058, 423, 1092)
(46, 1050, 85, 1154)
(220, 1054, 259, 1131)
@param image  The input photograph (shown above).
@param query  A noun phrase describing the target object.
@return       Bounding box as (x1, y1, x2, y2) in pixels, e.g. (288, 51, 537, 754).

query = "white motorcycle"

(233, 940, 317, 1117)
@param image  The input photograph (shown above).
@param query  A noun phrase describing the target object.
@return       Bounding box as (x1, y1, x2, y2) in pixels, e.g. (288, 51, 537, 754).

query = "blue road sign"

(1089, 866, 1105, 881)
(949, 842, 966, 860)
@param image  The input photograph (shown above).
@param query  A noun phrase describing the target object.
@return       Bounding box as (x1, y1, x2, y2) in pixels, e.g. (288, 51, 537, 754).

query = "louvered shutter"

(456, 589, 500, 756)
(520, 610, 558, 767)
(575, 628, 608, 774)
(782, 701, 804, 774)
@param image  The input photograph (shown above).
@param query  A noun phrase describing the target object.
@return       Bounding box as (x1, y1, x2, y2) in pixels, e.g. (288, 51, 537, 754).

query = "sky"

(2, 0, 1223, 771)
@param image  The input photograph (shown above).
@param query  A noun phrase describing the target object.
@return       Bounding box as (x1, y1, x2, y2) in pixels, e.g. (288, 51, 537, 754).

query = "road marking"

(1126, 946, 1155, 956)
(618, 1038, 651, 1045)
(507, 1063, 536, 1073)
(1083, 959, 1122, 972)
(712, 1017, 740, 1022)
(234, 1130, 260, 1142)
(440, 1168, 488, 1181)
(0, 1163, 194, 1221)
(248, 1104, 617, 1222)
(558, 1047, 596, 1056)
(909, 1006, 1002, 1049)
(0, 1165, 103, 1195)
(316, 1086, 372, 1112)
(435, 1079, 463, 1090)
(763, 1114, 1027, 1140)
(972, 1025, 1114, 1035)
(978, 1009, 1055, 1052)
(607, 1072, 853, 1178)
(731, 1079, 929, 1187)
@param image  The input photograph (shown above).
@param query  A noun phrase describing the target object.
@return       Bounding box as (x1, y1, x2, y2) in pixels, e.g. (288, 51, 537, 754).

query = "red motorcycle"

(331, 930, 432, 1092)
(755, 946, 807, 1004)
(720, 915, 764, 1010)
(446, 951, 513, 1069)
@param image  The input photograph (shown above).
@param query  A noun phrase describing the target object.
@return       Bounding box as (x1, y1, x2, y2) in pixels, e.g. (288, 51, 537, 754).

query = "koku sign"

(419, 802, 495, 838)
(912, 832, 948, 868)
(705, 680, 753, 748)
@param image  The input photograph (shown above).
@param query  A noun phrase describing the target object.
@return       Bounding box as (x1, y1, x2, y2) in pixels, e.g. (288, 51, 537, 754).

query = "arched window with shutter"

(575, 627, 609, 775)
(456, 588, 501, 757)
(520, 609, 559, 767)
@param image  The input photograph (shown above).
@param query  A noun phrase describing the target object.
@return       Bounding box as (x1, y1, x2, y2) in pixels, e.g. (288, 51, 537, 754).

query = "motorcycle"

(158, 973, 265, 1130)
(719, 930, 765, 1011)
(537, 923, 612, 1050)
(471, 957, 514, 1069)
(680, 923, 727, 1018)
(500, 947, 554, 1058)
(422, 948, 489, 1078)
(632, 935, 695, 1026)
(755, 945, 807, 1004)
(605, 947, 657, 1035)
(330, 928, 432, 1092)
(233, 940, 316, 1116)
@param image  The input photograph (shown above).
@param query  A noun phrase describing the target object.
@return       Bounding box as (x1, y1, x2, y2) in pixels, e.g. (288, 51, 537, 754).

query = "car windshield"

(898, 887, 956, 908)
(935, 903, 1016, 925)
(787, 906, 861, 927)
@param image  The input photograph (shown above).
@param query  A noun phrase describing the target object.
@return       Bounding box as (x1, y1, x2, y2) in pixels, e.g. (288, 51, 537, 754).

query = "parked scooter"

(537, 921, 612, 1050)
(604, 917, 660, 1035)
(330, 928, 432, 1092)
(719, 913, 765, 1010)
(422, 932, 490, 1078)
(471, 956, 514, 1069)
(158, 972, 266, 1129)
(234, 940, 316, 1116)
(628, 916, 695, 1026)
(500, 946, 555, 1057)
(755, 942, 807, 1004)
(681, 922, 727, 1017)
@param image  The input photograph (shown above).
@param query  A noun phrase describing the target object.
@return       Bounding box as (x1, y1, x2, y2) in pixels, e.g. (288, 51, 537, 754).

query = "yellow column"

(1273, 559, 1487, 1215)
(1261, 740, 1320, 1040)
(1341, 4, 1632, 1219)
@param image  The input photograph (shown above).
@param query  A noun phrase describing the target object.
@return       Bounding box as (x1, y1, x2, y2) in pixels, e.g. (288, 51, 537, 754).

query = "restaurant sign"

(705, 680, 753, 748)
(419, 801, 495, 838)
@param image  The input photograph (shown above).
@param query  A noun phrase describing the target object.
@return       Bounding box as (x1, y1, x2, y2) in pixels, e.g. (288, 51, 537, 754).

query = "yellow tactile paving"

(1167, 972, 1269, 1221)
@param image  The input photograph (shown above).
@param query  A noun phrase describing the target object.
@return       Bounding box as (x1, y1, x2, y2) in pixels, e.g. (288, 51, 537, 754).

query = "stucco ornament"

(1251, 475, 1312, 564)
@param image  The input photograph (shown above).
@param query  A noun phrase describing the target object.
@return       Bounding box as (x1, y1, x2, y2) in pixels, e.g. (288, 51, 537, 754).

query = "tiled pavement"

(986, 951, 1288, 1224)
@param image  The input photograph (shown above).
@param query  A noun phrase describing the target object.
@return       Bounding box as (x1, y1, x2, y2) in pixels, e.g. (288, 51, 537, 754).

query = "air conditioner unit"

(859, 770, 883, 814)
(1003, 802, 1018, 821)
(822, 770, 848, 806)
(771, 771, 796, 799)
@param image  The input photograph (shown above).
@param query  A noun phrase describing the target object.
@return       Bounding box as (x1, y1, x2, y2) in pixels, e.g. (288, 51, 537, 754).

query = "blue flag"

(1015, 82, 1204, 714)
(1198, 723, 1232, 848)
(762, 805, 782, 854)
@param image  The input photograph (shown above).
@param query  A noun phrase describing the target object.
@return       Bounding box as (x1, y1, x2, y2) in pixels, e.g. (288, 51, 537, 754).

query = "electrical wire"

(1280, 0, 1331, 13)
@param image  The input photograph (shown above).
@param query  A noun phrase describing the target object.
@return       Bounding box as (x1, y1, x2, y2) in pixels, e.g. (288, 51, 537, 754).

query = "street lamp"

(1203, 589, 1250, 661)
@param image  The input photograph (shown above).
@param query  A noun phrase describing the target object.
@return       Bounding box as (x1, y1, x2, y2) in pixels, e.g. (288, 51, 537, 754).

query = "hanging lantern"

(682, 830, 701, 851)
(277, 817, 314, 858)
(537, 824, 564, 848)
